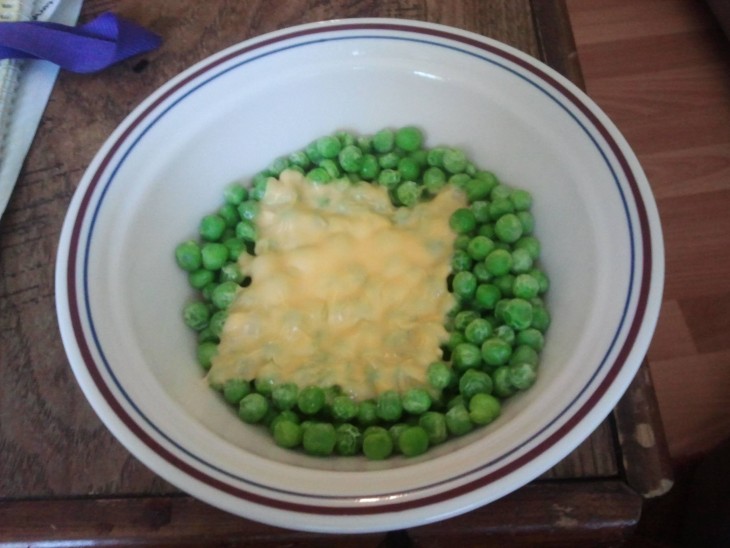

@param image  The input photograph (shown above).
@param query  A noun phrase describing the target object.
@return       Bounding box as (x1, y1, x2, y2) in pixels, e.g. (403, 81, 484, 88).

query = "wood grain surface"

(566, 0, 730, 461)
(0, 0, 673, 544)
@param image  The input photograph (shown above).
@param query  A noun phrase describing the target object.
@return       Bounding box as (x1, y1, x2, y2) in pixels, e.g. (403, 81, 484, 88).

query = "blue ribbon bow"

(0, 12, 162, 73)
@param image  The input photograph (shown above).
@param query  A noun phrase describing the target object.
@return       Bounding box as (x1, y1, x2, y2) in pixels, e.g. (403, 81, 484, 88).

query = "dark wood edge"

(613, 362, 675, 497)
(0, 480, 641, 546)
(530, 0, 674, 500)
(530, 0, 586, 88)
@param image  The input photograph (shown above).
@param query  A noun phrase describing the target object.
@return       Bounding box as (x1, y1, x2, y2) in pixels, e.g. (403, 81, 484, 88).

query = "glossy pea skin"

(469, 393, 501, 425)
(481, 337, 512, 367)
(427, 361, 454, 390)
(223, 378, 251, 405)
(200, 243, 229, 271)
(297, 385, 326, 415)
(452, 342, 482, 370)
(484, 249, 513, 277)
(445, 404, 473, 436)
(516, 328, 545, 351)
(449, 208, 477, 234)
(419, 412, 448, 444)
(502, 298, 534, 331)
(238, 393, 269, 423)
(175, 241, 202, 272)
(272, 382, 299, 411)
(362, 426, 394, 460)
(394, 126, 423, 152)
(402, 388, 432, 415)
(199, 214, 227, 242)
(196, 341, 218, 370)
(273, 420, 302, 448)
(459, 369, 493, 400)
(302, 422, 337, 456)
(335, 423, 363, 456)
(452, 271, 477, 301)
(183, 301, 210, 331)
(494, 213, 524, 243)
(466, 235, 495, 261)
(398, 426, 430, 457)
(211, 281, 239, 310)
(475, 283, 502, 310)
(376, 390, 403, 422)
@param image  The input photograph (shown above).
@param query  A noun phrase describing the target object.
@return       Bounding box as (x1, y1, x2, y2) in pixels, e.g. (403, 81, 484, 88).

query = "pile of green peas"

(174, 126, 550, 460)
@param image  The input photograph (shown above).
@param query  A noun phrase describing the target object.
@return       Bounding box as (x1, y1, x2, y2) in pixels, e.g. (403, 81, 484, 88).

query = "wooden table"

(0, 1, 673, 545)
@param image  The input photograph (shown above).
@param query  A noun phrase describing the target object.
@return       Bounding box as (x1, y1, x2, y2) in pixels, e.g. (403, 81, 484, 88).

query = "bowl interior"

(60, 21, 659, 527)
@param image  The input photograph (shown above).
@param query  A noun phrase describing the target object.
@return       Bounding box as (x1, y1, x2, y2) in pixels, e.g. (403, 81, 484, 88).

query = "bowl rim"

(55, 17, 664, 532)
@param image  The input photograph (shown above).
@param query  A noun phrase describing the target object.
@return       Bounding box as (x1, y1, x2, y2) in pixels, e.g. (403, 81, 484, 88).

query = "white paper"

(0, 0, 84, 221)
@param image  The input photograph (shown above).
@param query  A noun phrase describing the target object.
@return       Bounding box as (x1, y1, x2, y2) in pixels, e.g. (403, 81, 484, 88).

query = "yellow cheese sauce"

(207, 170, 467, 400)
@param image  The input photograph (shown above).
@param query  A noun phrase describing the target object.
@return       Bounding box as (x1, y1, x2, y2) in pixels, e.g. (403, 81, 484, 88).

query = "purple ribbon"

(0, 12, 162, 73)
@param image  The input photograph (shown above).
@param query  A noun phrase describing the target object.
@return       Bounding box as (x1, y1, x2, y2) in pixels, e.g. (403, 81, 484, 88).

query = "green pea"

(495, 324, 516, 345)
(219, 261, 244, 284)
(273, 420, 302, 448)
(464, 177, 492, 203)
(208, 310, 227, 338)
(452, 271, 477, 300)
(335, 423, 363, 456)
(199, 214, 226, 242)
(221, 380, 249, 406)
(481, 337, 512, 367)
(254, 377, 275, 396)
(419, 412, 448, 445)
(288, 150, 311, 169)
(427, 361, 454, 390)
(395, 181, 422, 207)
(377, 168, 401, 188)
(517, 327, 545, 351)
(423, 166, 447, 194)
(484, 249, 513, 277)
(376, 390, 403, 422)
(363, 426, 394, 460)
(517, 211, 535, 234)
(210, 281, 239, 310)
(378, 151, 401, 171)
(471, 201, 491, 224)
(402, 388, 432, 415)
(492, 366, 515, 397)
(449, 208, 477, 234)
(398, 426, 430, 457)
(331, 395, 359, 422)
(358, 400, 378, 426)
(271, 382, 299, 411)
(469, 393, 501, 425)
(318, 159, 341, 179)
(196, 341, 218, 370)
(453, 310, 479, 331)
(359, 154, 380, 180)
(223, 183, 248, 205)
(297, 385, 325, 415)
(446, 330, 466, 351)
(509, 362, 537, 390)
(395, 126, 423, 152)
(459, 369, 493, 399)
(464, 318, 493, 345)
(451, 249, 473, 272)
(315, 135, 341, 159)
(302, 422, 336, 456)
(372, 128, 395, 153)
(442, 148, 468, 174)
(502, 298, 534, 330)
(511, 248, 534, 274)
(454, 234, 471, 250)
(306, 166, 332, 184)
(445, 404, 473, 436)
(175, 240, 202, 272)
(397, 156, 421, 181)
(183, 301, 210, 331)
(475, 283, 501, 310)
(510, 344, 539, 368)
(531, 305, 551, 333)
(238, 393, 269, 423)
(512, 273, 540, 299)
(510, 189, 533, 211)
(426, 146, 446, 167)
(493, 274, 515, 298)
(466, 235, 495, 261)
(237, 200, 260, 221)
(452, 342, 482, 370)
(494, 213, 524, 243)
(338, 144, 364, 173)
(489, 197, 515, 220)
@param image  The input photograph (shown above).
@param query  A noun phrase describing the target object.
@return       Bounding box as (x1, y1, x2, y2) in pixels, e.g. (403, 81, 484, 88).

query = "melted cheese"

(207, 170, 466, 400)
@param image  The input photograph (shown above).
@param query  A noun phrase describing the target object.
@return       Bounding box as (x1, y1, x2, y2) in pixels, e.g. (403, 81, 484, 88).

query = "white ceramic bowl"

(55, 18, 664, 533)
